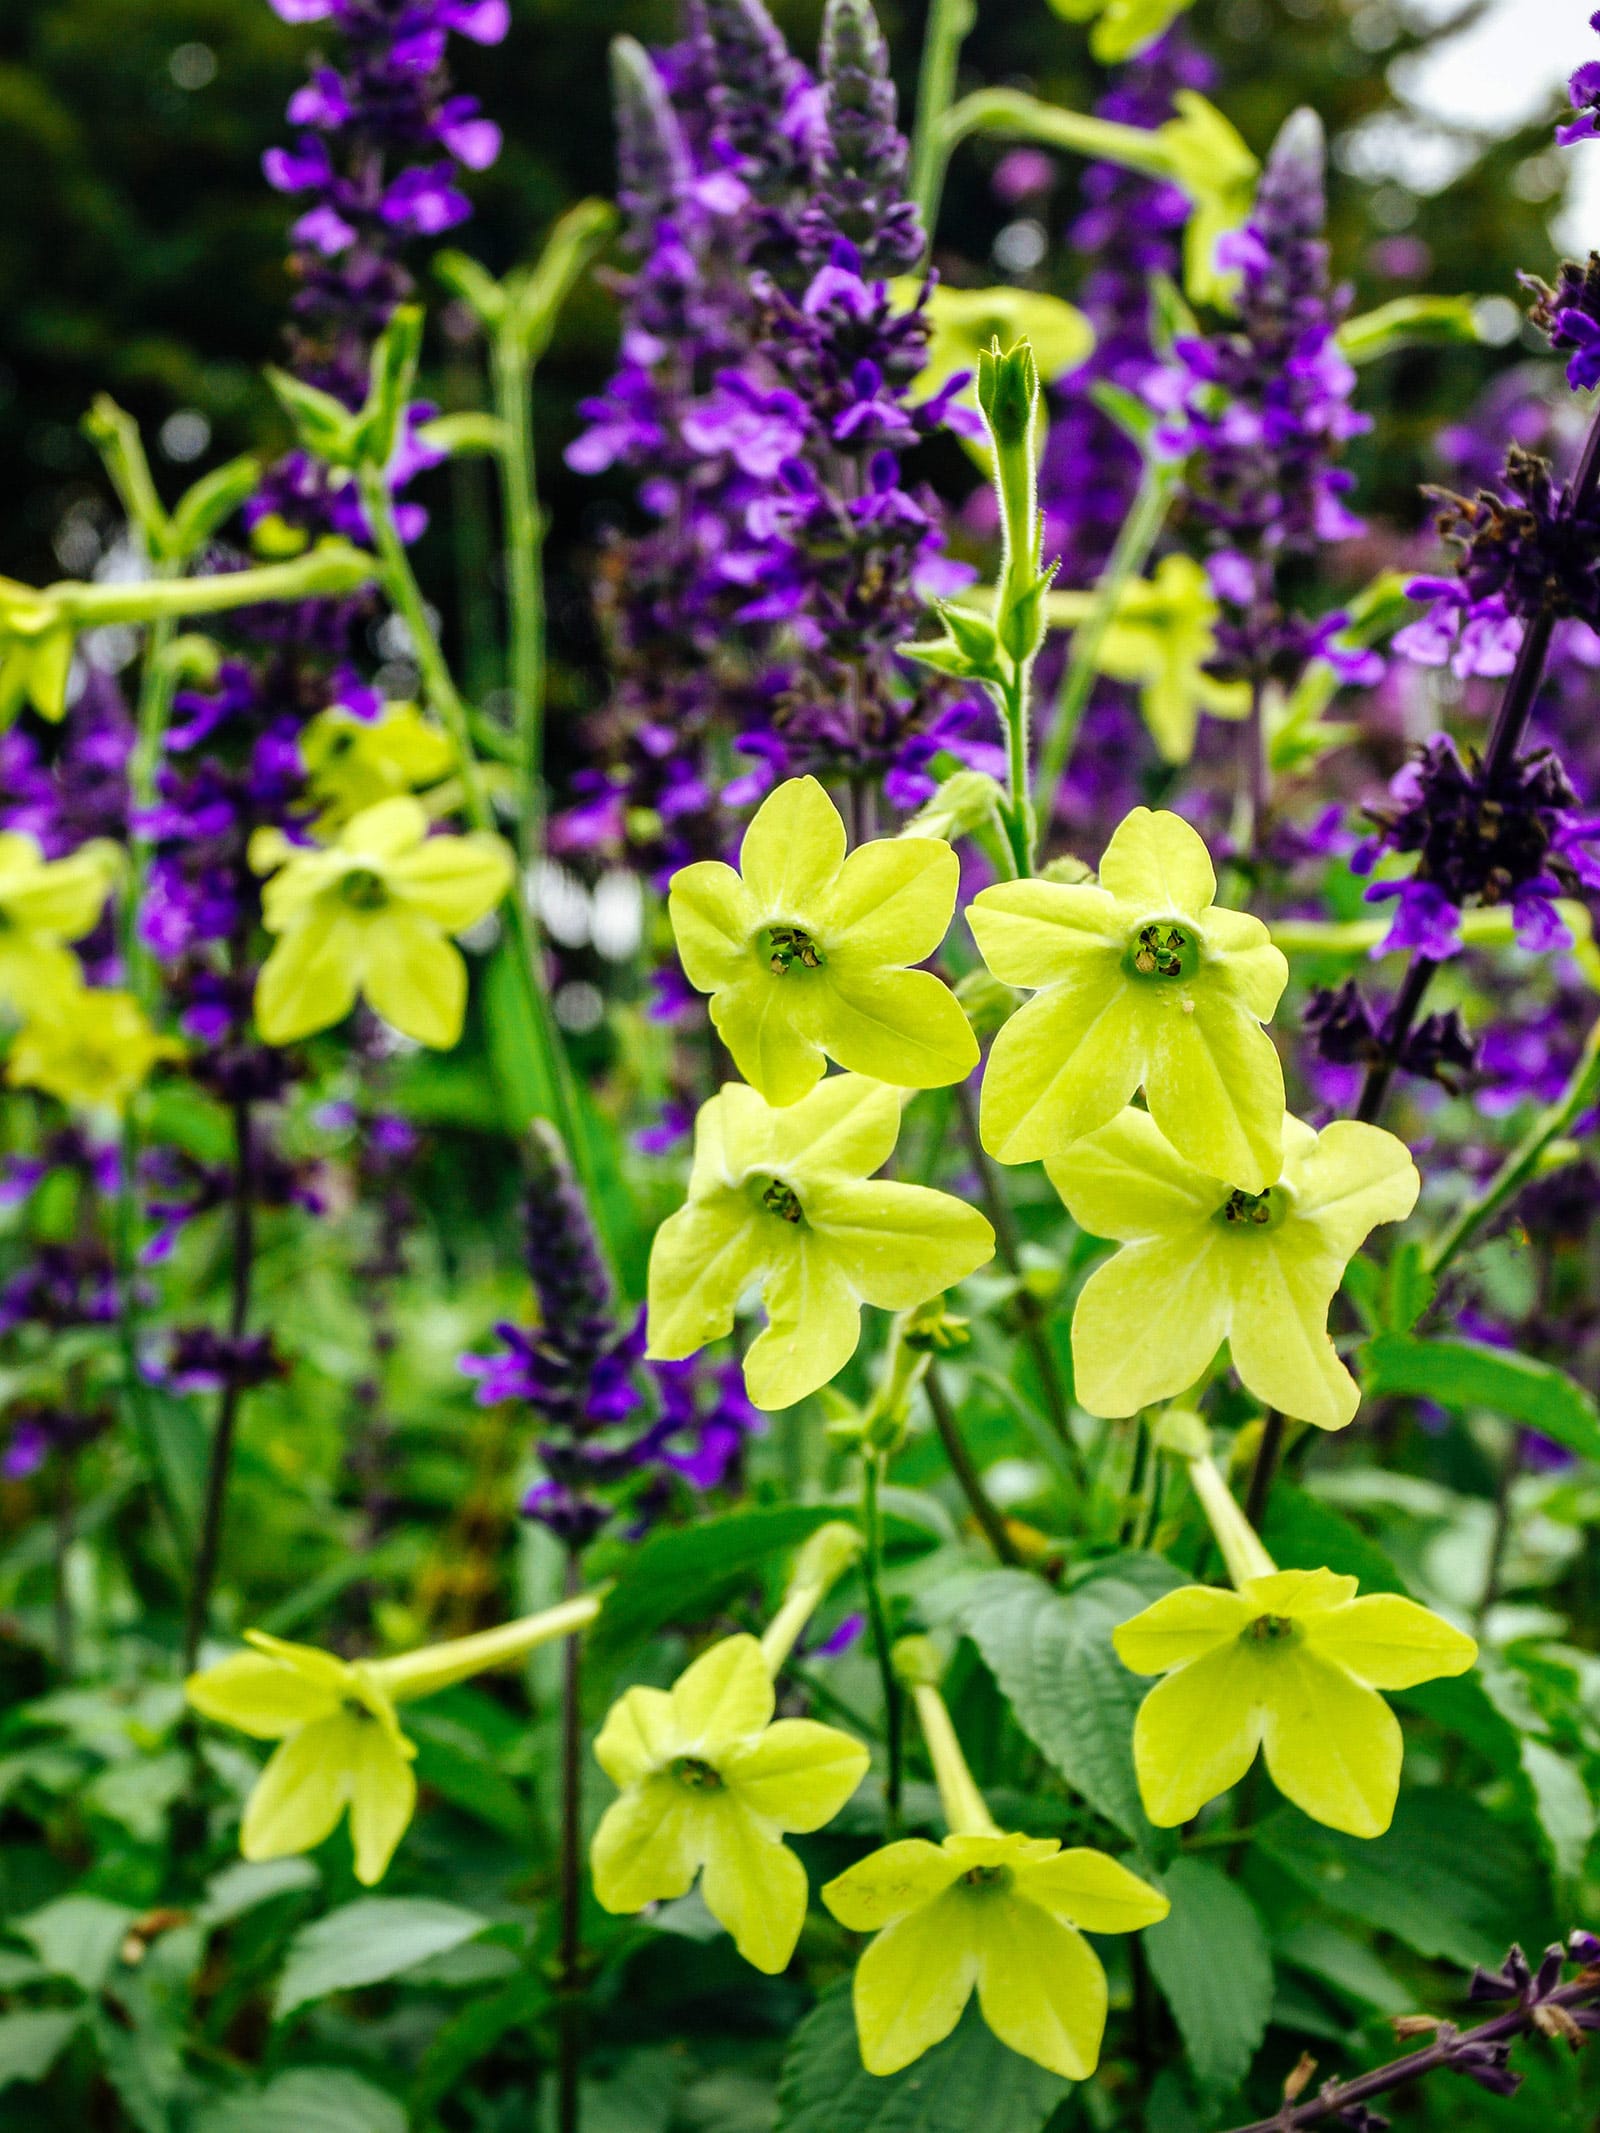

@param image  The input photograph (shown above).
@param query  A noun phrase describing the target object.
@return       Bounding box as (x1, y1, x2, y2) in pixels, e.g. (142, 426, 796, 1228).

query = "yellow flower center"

(1216, 1185, 1287, 1232)
(756, 1176, 806, 1225)
(960, 1864, 1014, 1892)
(340, 866, 390, 911)
(761, 923, 824, 976)
(1123, 919, 1199, 982)
(672, 1755, 726, 1791)
(1243, 1614, 1300, 1646)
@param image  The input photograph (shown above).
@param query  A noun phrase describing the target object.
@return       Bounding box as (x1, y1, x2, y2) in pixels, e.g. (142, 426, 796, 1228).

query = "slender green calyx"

(672, 1756, 726, 1791)
(895, 1645, 1001, 1838)
(760, 1519, 864, 1674)
(1216, 1185, 1288, 1232)
(1124, 919, 1198, 981)
(340, 867, 390, 912)
(762, 922, 824, 974)
(758, 1176, 805, 1225)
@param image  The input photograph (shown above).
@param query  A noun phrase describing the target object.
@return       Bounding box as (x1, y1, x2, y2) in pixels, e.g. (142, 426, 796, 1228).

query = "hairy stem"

(556, 1548, 585, 2133)
(491, 327, 549, 871)
(910, 0, 977, 236)
(859, 1450, 903, 1832)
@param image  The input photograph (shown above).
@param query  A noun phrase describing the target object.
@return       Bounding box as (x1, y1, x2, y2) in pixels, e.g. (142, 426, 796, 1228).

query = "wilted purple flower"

(1523, 252, 1600, 392)
(153, 1328, 287, 1395)
(0, 1247, 119, 1338)
(1303, 979, 1478, 1092)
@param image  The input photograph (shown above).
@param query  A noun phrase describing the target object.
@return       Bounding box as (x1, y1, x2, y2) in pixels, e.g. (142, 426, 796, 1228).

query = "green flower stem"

(1243, 1412, 1285, 1531)
(556, 1549, 586, 2133)
(759, 1521, 863, 1674)
(924, 1363, 1021, 1565)
(1034, 456, 1177, 836)
(901, 1671, 998, 1837)
(1186, 1453, 1275, 1590)
(371, 1590, 603, 1699)
(999, 665, 1035, 876)
(935, 89, 1178, 206)
(859, 1448, 903, 1831)
(357, 466, 603, 1245)
(1268, 901, 1600, 966)
(56, 546, 376, 629)
(490, 324, 548, 870)
(1427, 1016, 1600, 1281)
(909, 0, 976, 237)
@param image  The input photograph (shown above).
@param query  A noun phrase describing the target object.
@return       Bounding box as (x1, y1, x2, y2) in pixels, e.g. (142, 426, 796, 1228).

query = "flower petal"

(591, 1779, 701, 1913)
(669, 861, 762, 993)
(1015, 1850, 1171, 1936)
(1199, 907, 1289, 1021)
(698, 1799, 810, 1973)
(186, 1650, 343, 1739)
(738, 776, 845, 913)
(594, 1684, 682, 1787)
(1144, 993, 1285, 1194)
(711, 979, 825, 1108)
(1132, 1640, 1266, 1827)
(802, 1177, 994, 1311)
(1112, 1585, 1255, 1677)
(979, 969, 1139, 1164)
(241, 1715, 359, 1862)
(1306, 1594, 1477, 1691)
(1289, 1120, 1420, 1263)
(850, 1888, 979, 2074)
(670, 1634, 775, 1752)
(975, 1900, 1107, 2081)
(768, 1074, 901, 1182)
(821, 1838, 962, 1931)
(967, 879, 1122, 987)
(1070, 1234, 1230, 1418)
(340, 795, 429, 860)
(646, 1193, 764, 1362)
(387, 830, 513, 932)
(1226, 1235, 1358, 1430)
(360, 909, 468, 1049)
(1047, 1106, 1221, 1242)
(745, 1233, 862, 1408)
(0, 937, 84, 1015)
(1259, 1648, 1402, 1838)
(822, 837, 959, 967)
(1239, 1568, 1359, 1619)
(1097, 806, 1215, 916)
(348, 1721, 418, 1884)
(815, 966, 978, 1089)
(720, 1718, 869, 1831)
(254, 908, 362, 1043)
(0, 844, 115, 940)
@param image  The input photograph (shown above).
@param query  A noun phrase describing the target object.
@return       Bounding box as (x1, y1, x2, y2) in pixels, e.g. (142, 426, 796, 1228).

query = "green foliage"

(271, 1897, 491, 2020)
(1142, 1858, 1272, 2100)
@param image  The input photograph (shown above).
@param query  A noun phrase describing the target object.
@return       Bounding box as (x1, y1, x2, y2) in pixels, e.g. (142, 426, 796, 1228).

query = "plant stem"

(1243, 1411, 1284, 1531)
(910, 0, 978, 238)
(556, 1548, 585, 2133)
(999, 667, 1035, 876)
(491, 326, 548, 872)
(859, 1449, 903, 1832)
(53, 1461, 74, 1676)
(1034, 458, 1175, 834)
(925, 1364, 1021, 1564)
(182, 1087, 254, 1672)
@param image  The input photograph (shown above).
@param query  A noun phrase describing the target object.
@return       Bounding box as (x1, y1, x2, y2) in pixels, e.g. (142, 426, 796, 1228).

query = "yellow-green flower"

(0, 581, 74, 727)
(668, 777, 978, 1107)
(0, 832, 119, 1015)
(591, 1633, 869, 1974)
(646, 1075, 995, 1410)
(300, 699, 455, 831)
(1049, 1106, 1417, 1428)
(1046, 0, 1196, 64)
(251, 796, 513, 1049)
(891, 282, 1093, 443)
(7, 986, 179, 1111)
(1047, 555, 1250, 764)
(188, 1600, 599, 1886)
(970, 806, 1288, 1190)
(1160, 93, 1259, 307)
(1058, 1109, 1425, 1424)
(1114, 1567, 1477, 1837)
(823, 1832, 1168, 2077)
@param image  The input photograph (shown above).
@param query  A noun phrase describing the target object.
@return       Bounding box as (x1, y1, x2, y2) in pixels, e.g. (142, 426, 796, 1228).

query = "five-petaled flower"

(646, 1074, 995, 1409)
(1049, 1105, 1418, 1428)
(0, 832, 119, 1017)
(299, 699, 455, 831)
(250, 795, 514, 1048)
(1114, 1566, 1477, 1836)
(821, 1830, 1169, 2077)
(667, 777, 978, 1108)
(591, 1633, 869, 1973)
(7, 985, 180, 1112)
(971, 807, 1289, 1191)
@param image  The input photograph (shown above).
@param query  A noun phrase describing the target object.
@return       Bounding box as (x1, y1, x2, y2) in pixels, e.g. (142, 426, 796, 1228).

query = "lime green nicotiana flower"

(890, 282, 1092, 452)
(1115, 1565, 1477, 1838)
(0, 832, 119, 1016)
(668, 777, 978, 1107)
(822, 1644, 1168, 2078)
(1046, 0, 1196, 65)
(187, 1597, 599, 1885)
(8, 986, 181, 1112)
(251, 796, 513, 1049)
(300, 699, 455, 831)
(0, 581, 74, 727)
(646, 1075, 995, 1410)
(1047, 555, 1250, 764)
(1049, 1105, 1418, 1428)
(970, 806, 1289, 1190)
(591, 1633, 869, 1973)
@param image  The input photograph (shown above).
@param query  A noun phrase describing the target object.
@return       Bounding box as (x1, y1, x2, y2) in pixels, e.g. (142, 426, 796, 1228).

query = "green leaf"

(1360, 1332, 1600, 1462)
(199, 1858, 320, 1928)
(1142, 1858, 1272, 2099)
(16, 1894, 135, 1991)
(411, 1970, 546, 2118)
(0, 2009, 82, 2092)
(1338, 295, 1481, 363)
(195, 2068, 407, 2133)
(952, 1554, 1184, 1844)
(405, 1709, 529, 1838)
(539, 2048, 683, 2133)
(273, 1898, 490, 2022)
(1257, 1788, 1551, 1967)
(1518, 1739, 1596, 1886)
(774, 1981, 1068, 2133)
(1272, 1918, 1409, 2015)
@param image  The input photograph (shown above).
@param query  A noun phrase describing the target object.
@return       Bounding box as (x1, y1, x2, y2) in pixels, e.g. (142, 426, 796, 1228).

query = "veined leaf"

(273, 1898, 489, 2021)
(196, 2068, 406, 2133)
(1360, 1333, 1600, 1462)
(1143, 1858, 1271, 2099)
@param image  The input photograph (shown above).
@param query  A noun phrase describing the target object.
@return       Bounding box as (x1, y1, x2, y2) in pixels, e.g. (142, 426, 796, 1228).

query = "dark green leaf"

(774, 1982, 1068, 2133)
(195, 2069, 406, 2133)
(273, 1898, 489, 2021)
(16, 1893, 134, 1992)
(1143, 1858, 1272, 2098)
(1361, 1333, 1600, 1462)
(954, 1554, 1184, 1844)
(0, 2010, 82, 2093)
